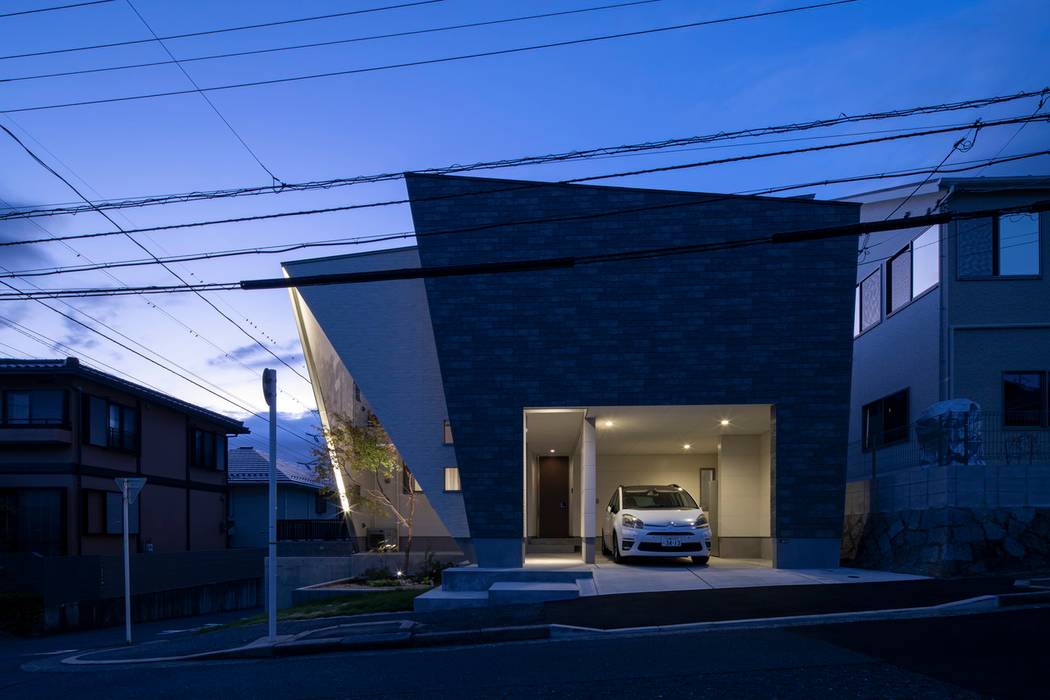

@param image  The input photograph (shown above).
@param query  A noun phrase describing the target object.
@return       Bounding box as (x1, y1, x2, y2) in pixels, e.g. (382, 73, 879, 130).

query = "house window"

(862, 389, 909, 450)
(1, 389, 65, 426)
(190, 428, 226, 470)
(1003, 372, 1046, 427)
(887, 246, 912, 314)
(402, 469, 424, 495)
(999, 213, 1040, 276)
(0, 488, 65, 555)
(856, 269, 881, 334)
(443, 467, 461, 492)
(853, 286, 860, 338)
(84, 396, 138, 451)
(442, 419, 453, 444)
(314, 491, 329, 515)
(83, 489, 139, 535)
(959, 214, 1040, 278)
(912, 226, 939, 295)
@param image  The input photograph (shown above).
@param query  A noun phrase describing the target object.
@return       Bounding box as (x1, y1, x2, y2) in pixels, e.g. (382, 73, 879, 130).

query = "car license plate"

(662, 537, 681, 547)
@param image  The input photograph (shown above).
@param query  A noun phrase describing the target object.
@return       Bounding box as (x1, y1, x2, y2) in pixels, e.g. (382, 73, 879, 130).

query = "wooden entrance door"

(538, 457, 570, 538)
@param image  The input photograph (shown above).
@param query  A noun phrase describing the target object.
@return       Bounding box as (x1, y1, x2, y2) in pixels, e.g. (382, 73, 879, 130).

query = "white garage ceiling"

(525, 405, 772, 456)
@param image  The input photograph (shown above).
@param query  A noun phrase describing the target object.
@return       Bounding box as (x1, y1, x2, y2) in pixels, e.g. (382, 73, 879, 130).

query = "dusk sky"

(1, 0, 1047, 462)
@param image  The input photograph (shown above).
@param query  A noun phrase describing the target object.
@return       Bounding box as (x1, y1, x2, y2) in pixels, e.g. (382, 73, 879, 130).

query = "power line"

(0, 198, 316, 438)
(1, 0, 668, 84)
(0, 0, 860, 114)
(0, 0, 445, 60)
(123, 0, 284, 185)
(4, 87, 1044, 221)
(0, 0, 112, 19)
(0, 122, 314, 385)
(6, 200, 1048, 301)
(3, 148, 1048, 280)
(0, 294, 314, 445)
(0, 118, 315, 410)
(3, 113, 1047, 251)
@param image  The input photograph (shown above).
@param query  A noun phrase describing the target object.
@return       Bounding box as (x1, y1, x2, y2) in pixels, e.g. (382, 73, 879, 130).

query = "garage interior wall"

(593, 453, 716, 538)
(525, 450, 539, 537)
(717, 433, 773, 558)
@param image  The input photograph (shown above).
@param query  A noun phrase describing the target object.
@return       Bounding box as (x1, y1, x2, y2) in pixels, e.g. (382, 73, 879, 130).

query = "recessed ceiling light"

(683, 443, 691, 450)
(720, 419, 730, 427)
(549, 449, 556, 453)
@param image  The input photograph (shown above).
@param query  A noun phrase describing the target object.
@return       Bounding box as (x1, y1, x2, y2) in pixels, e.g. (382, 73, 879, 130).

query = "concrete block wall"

(407, 174, 860, 566)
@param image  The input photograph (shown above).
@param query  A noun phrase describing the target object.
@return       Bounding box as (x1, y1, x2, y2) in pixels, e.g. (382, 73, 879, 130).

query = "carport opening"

(523, 405, 774, 565)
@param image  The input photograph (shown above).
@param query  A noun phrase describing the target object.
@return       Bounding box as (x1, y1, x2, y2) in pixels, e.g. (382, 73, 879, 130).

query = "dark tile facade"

(408, 174, 859, 550)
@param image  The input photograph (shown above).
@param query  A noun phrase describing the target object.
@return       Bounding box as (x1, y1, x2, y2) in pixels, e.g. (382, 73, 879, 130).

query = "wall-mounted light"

(719, 419, 730, 427)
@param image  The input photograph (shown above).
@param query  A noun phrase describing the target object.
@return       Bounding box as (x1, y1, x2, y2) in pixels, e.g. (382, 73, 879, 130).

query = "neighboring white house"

(227, 446, 341, 548)
(841, 176, 1050, 574)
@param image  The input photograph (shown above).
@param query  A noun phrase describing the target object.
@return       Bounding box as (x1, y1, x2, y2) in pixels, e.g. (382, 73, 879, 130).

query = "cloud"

(207, 339, 305, 370)
(0, 202, 55, 272)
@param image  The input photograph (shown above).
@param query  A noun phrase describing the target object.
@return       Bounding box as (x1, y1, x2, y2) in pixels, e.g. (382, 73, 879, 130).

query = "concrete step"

(526, 543, 578, 554)
(487, 582, 580, 605)
(442, 567, 594, 592)
(412, 589, 489, 612)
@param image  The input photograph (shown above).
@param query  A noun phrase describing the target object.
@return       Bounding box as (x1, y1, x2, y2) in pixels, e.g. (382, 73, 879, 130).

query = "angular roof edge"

(402, 172, 860, 208)
(0, 358, 248, 433)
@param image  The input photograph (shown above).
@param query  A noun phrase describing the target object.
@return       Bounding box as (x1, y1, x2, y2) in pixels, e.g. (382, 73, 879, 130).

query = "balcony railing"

(847, 412, 1050, 512)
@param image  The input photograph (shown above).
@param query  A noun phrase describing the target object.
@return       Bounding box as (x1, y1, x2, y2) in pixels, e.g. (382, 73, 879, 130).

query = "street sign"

(115, 477, 147, 504)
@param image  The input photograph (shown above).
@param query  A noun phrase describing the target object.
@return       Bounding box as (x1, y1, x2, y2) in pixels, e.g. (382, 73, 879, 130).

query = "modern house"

(843, 177, 1050, 573)
(283, 173, 861, 577)
(227, 445, 341, 548)
(0, 357, 248, 556)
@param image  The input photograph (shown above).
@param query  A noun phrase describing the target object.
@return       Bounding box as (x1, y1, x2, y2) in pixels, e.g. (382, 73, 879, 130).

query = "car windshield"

(621, 487, 697, 509)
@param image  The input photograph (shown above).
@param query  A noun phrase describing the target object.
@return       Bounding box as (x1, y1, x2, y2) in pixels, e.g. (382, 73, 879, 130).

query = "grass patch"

(225, 589, 424, 629)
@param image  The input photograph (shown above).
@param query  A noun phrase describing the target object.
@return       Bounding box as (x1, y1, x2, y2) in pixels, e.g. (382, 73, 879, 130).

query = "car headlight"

(622, 514, 645, 530)
(693, 513, 709, 528)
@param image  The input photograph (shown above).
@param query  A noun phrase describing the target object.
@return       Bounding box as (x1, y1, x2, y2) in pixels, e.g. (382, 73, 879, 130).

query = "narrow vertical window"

(442, 419, 453, 444)
(911, 226, 939, 295)
(998, 213, 1040, 276)
(444, 467, 461, 492)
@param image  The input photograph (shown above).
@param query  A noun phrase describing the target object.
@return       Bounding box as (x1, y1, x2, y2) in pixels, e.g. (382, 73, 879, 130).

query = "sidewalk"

(57, 575, 1048, 666)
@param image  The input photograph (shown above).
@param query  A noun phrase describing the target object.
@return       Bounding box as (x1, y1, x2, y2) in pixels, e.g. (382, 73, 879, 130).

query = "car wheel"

(600, 530, 611, 556)
(691, 555, 710, 566)
(612, 533, 623, 564)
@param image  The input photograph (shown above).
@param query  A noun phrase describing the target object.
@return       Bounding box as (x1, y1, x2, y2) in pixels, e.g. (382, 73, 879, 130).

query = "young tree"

(312, 413, 417, 573)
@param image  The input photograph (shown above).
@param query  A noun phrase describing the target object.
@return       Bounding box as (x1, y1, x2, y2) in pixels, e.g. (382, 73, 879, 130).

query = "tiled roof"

(0, 357, 247, 433)
(227, 446, 323, 488)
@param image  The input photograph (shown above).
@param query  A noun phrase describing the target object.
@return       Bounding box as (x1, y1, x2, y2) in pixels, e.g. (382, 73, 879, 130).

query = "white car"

(601, 484, 711, 564)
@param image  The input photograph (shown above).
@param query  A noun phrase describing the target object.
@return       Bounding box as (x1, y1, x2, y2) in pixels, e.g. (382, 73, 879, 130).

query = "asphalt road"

(1, 607, 1045, 699)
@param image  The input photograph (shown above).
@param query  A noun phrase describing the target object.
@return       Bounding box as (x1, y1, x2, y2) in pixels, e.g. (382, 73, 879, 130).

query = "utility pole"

(262, 368, 277, 641)
(115, 477, 146, 645)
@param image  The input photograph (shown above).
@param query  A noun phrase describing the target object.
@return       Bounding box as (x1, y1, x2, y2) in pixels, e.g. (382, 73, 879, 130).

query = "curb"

(59, 589, 1050, 665)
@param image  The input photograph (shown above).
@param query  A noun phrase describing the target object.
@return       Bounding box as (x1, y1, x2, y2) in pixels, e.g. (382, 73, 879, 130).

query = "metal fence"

(848, 411, 1050, 477)
(276, 518, 353, 541)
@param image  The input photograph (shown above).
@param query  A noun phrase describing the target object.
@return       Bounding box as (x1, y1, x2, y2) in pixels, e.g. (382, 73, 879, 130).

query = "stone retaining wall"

(842, 507, 1050, 576)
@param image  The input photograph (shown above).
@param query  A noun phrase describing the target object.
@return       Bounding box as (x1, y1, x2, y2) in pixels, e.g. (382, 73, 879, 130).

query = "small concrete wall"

(846, 462, 1050, 514)
(842, 506, 1050, 576)
(269, 551, 465, 609)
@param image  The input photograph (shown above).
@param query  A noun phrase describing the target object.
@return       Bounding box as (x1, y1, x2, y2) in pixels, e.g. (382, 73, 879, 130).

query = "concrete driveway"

(525, 553, 925, 596)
